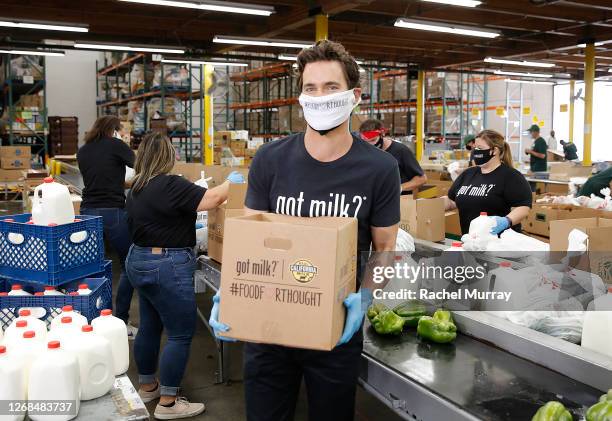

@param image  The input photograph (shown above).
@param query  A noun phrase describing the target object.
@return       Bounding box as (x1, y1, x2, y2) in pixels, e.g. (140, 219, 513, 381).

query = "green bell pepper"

(417, 309, 457, 344)
(367, 303, 389, 323)
(600, 390, 612, 403)
(586, 400, 612, 421)
(531, 401, 572, 421)
(393, 300, 427, 327)
(371, 309, 405, 335)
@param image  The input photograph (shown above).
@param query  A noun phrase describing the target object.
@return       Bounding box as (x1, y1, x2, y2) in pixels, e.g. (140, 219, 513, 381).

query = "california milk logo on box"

(290, 260, 318, 283)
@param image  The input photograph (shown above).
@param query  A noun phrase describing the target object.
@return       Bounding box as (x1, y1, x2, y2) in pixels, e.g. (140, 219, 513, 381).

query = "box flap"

(225, 183, 248, 208)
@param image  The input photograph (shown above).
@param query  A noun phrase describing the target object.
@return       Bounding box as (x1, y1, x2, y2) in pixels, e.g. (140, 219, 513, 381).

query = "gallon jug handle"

(7, 232, 25, 245)
(70, 231, 88, 244)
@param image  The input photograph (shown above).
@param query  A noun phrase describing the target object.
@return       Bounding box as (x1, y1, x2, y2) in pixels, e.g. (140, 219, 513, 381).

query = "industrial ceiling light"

(394, 18, 500, 38)
(0, 19, 88, 33)
(577, 42, 604, 48)
(162, 58, 247, 66)
(118, 0, 274, 16)
(485, 57, 555, 68)
(421, 0, 482, 7)
(504, 79, 555, 85)
(494, 70, 553, 78)
(0, 48, 65, 57)
(74, 43, 185, 54)
(213, 35, 312, 49)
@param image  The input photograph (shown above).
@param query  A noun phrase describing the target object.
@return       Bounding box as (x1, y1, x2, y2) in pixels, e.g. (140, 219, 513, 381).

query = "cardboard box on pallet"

(400, 196, 445, 242)
(550, 217, 612, 283)
(0, 146, 31, 159)
(218, 213, 357, 350)
(523, 204, 599, 238)
(1, 157, 30, 170)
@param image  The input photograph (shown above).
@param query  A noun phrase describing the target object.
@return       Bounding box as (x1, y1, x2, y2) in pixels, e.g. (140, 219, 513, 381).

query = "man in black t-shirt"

(359, 118, 426, 195)
(209, 41, 400, 421)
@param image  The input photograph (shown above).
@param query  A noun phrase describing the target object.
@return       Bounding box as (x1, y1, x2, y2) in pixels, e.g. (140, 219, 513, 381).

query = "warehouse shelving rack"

(229, 62, 298, 137)
(1, 53, 48, 162)
(96, 54, 204, 162)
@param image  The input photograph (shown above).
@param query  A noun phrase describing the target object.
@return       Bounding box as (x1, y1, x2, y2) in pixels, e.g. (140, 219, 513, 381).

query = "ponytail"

(501, 142, 513, 167)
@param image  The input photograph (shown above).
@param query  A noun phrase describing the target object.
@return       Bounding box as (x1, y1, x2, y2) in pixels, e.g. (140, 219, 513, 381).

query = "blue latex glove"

(338, 288, 373, 346)
(226, 171, 245, 184)
(209, 291, 237, 342)
(490, 216, 511, 235)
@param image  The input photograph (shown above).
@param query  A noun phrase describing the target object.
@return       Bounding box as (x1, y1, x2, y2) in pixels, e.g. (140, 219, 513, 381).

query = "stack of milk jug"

(0, 178, 129, 420)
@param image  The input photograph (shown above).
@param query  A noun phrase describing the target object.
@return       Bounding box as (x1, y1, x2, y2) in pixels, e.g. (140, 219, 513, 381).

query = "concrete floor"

(0, 199, 403, 420)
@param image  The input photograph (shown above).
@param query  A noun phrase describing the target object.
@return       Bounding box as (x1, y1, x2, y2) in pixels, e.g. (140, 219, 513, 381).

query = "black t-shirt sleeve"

(534, 138, 548, 154)
(370, 164, 401, 227)
(115, 139, 136, 168)
(448, 170, 467, 201)
(504, 168, 533, 208)
(399, 146, 424, 179)
(167, 175, 206, 213)
(245, 149, 271, 211)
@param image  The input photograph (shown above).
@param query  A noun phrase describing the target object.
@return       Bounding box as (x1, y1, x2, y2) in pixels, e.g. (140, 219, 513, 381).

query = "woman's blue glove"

(490, 216, 511, 235)
(209, 291, 237, 342)
(338, 288, 373, 346)
(226, 171, 245, 184)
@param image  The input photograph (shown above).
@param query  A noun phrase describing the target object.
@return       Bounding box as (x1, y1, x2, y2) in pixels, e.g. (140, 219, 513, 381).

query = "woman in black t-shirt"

(77, 116, 137, 335)
(125, 132, 242, 419)
(445, 130, 532, 235)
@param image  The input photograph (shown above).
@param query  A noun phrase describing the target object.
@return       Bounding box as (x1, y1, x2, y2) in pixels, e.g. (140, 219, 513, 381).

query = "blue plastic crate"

(0, 214, 105, 286)
(0, 260, 112, 330)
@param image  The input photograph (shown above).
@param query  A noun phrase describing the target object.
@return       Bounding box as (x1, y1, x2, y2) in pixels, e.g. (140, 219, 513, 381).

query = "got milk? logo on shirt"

(455, 184, 496, 198)
(275, 192, 367, 218)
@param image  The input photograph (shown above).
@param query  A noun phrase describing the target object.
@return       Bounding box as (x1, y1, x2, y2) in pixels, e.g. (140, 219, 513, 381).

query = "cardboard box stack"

(0, 146, 31, 182)
(9, 95, 45, 133)
(548, 162, 593, 182)
(171, 162, 249, 263)
(48, 116, 79, 157)
(400, 196, 446, 242)
(219, 213, 357, 350)
(550, 218, 612, 283)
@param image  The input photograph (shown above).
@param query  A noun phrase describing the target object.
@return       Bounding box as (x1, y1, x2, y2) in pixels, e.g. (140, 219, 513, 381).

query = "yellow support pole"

(569, 79, 575, 143)
(315, 14, 328, 42)
(416, 70, 425, 162)
(583, 43, 595, 166)
(203, 64, 214, 165)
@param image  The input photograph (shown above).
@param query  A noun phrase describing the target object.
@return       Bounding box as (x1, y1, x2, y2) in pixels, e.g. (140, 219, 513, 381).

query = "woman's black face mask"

(470, 148, 494, 166)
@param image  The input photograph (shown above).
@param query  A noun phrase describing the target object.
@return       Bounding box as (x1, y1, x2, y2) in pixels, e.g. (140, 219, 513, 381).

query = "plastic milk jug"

(28, 341, 80, 421)
(14, 331, 45, 389)
(13, 309, 47, 342)
(77, 284, 92, 296)
(485, 262, 528, 312)
(43, 286, 65, 296)
(0, 345, 27, 421)
(32, 177, 75, 226)
(3, 320, 29, 347)
(91, 309, 129, 375)
(582, 286, 612, 358)
(65, 325, 115, 401)
(8, 285, 46, 319)
(48, 317, 81, 343)
(50, 306, 87, 331)
(468, 212, 496, 238)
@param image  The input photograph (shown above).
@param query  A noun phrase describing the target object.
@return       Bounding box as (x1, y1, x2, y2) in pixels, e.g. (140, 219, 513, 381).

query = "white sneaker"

(127, 324, 138, 340)
(154, 397, 205, 420)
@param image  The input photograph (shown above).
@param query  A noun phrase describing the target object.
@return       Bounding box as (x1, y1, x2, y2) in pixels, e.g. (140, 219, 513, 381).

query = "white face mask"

(298, 89, 360, 133)
(113, 130, 121, 139)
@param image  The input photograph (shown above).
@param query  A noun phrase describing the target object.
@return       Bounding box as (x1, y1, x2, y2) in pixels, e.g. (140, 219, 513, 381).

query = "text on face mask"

(301, 98, 352, 111)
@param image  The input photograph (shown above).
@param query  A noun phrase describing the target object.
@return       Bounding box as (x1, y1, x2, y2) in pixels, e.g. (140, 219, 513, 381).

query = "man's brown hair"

(359, 118, 384, 132)
(296, 40, 361, 91)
